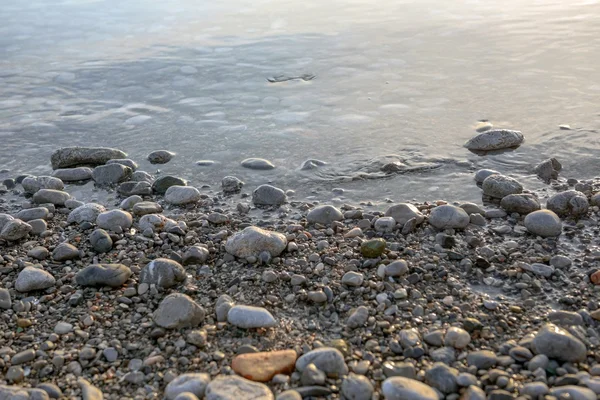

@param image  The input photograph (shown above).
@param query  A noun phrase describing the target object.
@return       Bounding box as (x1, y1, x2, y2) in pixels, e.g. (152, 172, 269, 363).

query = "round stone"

(252, 184, 287, 206)
(428, 205, 470, 229)
(482, 175, 523, 198)
(154, 293, 206, 329)
(165, 186, 201, 205)
(500, 194, 540, 214)
(546, 190, 589, 217)
(148, 150, 175, 164)
(524, 210, 562, 237)
(385, 203, 424, 225)
(307, 205, 344, 225)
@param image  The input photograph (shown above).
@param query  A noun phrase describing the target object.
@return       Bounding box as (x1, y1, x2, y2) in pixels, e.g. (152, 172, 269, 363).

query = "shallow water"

(1, 0, 600, 204)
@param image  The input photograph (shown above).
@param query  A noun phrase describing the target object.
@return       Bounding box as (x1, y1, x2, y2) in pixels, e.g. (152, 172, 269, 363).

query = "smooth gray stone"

(307, 205, 343, 225)
(140, 258, 186, 288)
(227, 305, 277, 329)
(295, 347, 348, 377)
(51, 146, 127, 169)
(76, 264, 132, 287)
(52, 167, 93, 182)
(241, 158, 275, 170)
(154, 293, 205, 329)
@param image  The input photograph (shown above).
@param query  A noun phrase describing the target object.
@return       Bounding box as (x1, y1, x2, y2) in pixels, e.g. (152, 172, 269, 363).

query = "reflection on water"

(1, 0, 599, 204)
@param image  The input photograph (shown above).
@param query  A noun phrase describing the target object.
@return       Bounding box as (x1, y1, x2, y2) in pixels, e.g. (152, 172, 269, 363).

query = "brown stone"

(591, 270, 600, 285)
(232, 349, 297, 382)
(590, 309, 600, 321)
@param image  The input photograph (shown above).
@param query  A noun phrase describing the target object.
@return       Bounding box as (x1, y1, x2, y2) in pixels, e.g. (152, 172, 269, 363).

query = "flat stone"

(232, 350, 297, 382)
(152, 175, 187, 194)
(500, 193, 541, 214)
(381, 377, 439, 400)
(51, 147, 127, 169)
(385, 203, 424, 225)
(467, 350, 497, 369)
(54, 321, 74, 334)
(225, 226, 287, 258)
(428, 205, 470, 229)
(549, 386, 596, 400)
(165, 373, 211, 400)
(140, 258, 186, 288)
(482, 175, 523, 198)
(96, 209, 133, 232)
(307, 205, 343, 225)
(531, 323, 587, 362)
(15, 266, 55, 292)
(464, 129, 524, 151)
(29, 219, 47, 235)
(148, 150, 175, 164)
(227, 305, 277, 329)
(295, 347, 348, 377)
(33, 189, 71, 205)
(154, 293, 206, 329)
(52, 243, 80, 261)
(165, 185, 201, 205)
(36, 383, 63, 399)
(92, 163, 132, 185)
(120, 195, 144, 210)
(206, 375, 274, 400)
(548, 310, 583, 326)
(253, 184, 287, 206)
(106, 158, 138, 170)
(241, 158, 275, 170)
(1, 219, 32, 241)
(76, 264, 132, 287)
(11, 349, 36, 365)
(68, 203, 106, 224)
(53, 167, 93, 182)
(16, 207, 50, 222)
(117, 181, 152, 196)
(22, 176, 64, 194)
(474, 169, 500, 184)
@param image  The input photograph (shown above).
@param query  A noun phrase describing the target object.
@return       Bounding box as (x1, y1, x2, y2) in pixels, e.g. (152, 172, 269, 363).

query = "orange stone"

(231, 349, 297, 382)
(591, 270, 600, 285)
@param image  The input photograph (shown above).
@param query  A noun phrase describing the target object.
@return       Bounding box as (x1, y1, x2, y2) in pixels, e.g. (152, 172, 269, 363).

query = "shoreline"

(1, 147, 600, 399)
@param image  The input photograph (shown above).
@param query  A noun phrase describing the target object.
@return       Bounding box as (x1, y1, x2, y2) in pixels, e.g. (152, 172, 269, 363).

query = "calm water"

(1, 0, 600, 204)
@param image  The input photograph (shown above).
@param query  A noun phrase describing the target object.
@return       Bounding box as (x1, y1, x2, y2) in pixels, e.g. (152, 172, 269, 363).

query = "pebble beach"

(2, 132, 600, 400)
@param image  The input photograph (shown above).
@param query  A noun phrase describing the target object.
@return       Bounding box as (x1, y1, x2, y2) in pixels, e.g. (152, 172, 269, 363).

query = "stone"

(444, 327, 471, 349)
(381, 377, 439, 400)
(428, 205, 470, 229)
(22, 176, 64, 194)
(531, 323, 587, 362)
(549, 386, 596, 400)
(241, 158, 275, 170)
(120, 195, 143, 210)
(252, 184, 287, 206)
(425, 362, 458, 394)
(138, 214, 177, 232)
(0, 386, 51, 399)
(96, 209, 133, 232)
(205, 375, 274, 400)
(460, 202, 486, 215)
(474, 169, 500, 184)
(524, 210, 562, 237)
(462, 385, 486, 400)
(347, 306, 369, 329)
(91, 163, 132, 184)
(140, 258, 186, 288)
(33, 189, 71, 205)
(375, 216, 396, 232)
(385, 260, 409, 277)
(148, 150, 175, 164)
(222, 176, 244, 193)
(68, 203, 106, 224)
(467, 350, 497, 369)
(385, 203, 424, 225)
(106, 158, 138, 170)
(89, 229, 113, 253)
(165, 185, 201, 205)
(0, 288, 11, 309)
(76, 264, 132, 287)
(165, 373, 211, 400)
(342, 271, 364, 287)
(51, 147, 127, 169)
(361, 238, 386, 258)
(225, 226, 287, 258)
(341, 374, 374, 400)
(183, 245, 210, 265)
(307, 205, 344, 225)
(29, 219, 47, 235)
(131, 170, 154, 182)
(152, 175, 187, 194)
(550, 255, 572, 269)
(216, 295, 235, 322)
(37, 383, 63, 399)
(295, 347, 348, 377)
(132, 201, 162, 215)
(1, 219, 32, 241)
(227, 305, 277, 329)
(276, 390, 302, 400)
(117, 181, 152, 196)
(482, 175, 523, 198)
(535, 158, 562, 182)
(0, 213, 14, 230)
(54, 322, 74, 334)
(521, 382, 549, 398)
(231, 350, 297, 382)
(520, 262, 554, 278)
(154, 293, 206, 329)
(499, 195, 540, 218)
(78, 378, 104, 400)
(16, 207, 50, 222)
(15, 266, 55, 292)
(11, 349, 36, 365)
(464, 129, 524, 151)
(53, 167, 93, 182)
(52, 243, 80, 261)
(547, 190, 589, 217)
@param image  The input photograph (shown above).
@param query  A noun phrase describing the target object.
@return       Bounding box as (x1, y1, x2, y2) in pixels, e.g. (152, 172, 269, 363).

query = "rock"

(307, 205, 344, 225)
(295, 347, 348, 377)
(531, 323, 587, 362)
(90, 229, 113, 253)
(241, 158, 275, 170)
(2, 178, 15, 189)
(464, 129, 524, 151)
(76, 264, 132, 287)
(132, 201, 162, 216)
(54, 321, 74, 334)
(152, 175, 187, 194)
(0, 213, 14, 230)
(425, 363, 458, 394)
(138, 214, 177, 232)
(521, 382, 549, 398)
(0, 386, 51, 399)
(462, 385, 486, 400)
(0, 288, 12, 309)
(524, 210, 562, 237)
(22, 176, 64, 194)
(466, 350, 497, 369)
(474, 169, 500, 184)
(216, 295, 235, 322)
(140, 258, 186, 288)
(347, 306, 369, 329)
(300, 159, 327, 170)
(227, 305, 277, 329)
(15, 266, 55, 292)
(460, 203, 485, 216)
(1, 219, 32, 241)
(29, 219, 47, 235)
(78, 378, 104, 400)
(183, 245, 210, 265)
(482, 175, 523, 198)
(276, 390, 302, 400)
(381, 377, 439, 400)
(535, 158, 562, 182)
(16, 207, 50, 222)
(520, 262, 554, 278)
(225, 226, 287, 258)
(428, 205, 470, 229)
(196, 160, 215, 166)
(131, 170, 154, 182)
(375, 216, 396, 233)
(92, 163, 132, 185)
(547, 190, 589, 217)
(205, 375, 274, 400)
(500, 193, 540, 214)
(52, 167, 93, 182)
(154, 293, 206, 329)
(341, 374, 374, 400)
(222, 176, 244, 193)
(68, 203, 106, 224)
(385, 203, 424, 225)
(37, 383, 63, 399)
(33, 189, 71, 205)
(550, 255, 572, 269)
(252, 184, 287, 206)
(385, 260, 409, 277)
(148, 150, 175, 164)
(106, 158, 138, 171)
(117, 181, 153, 196)
(444, 327, 471, 349)
(165, 186, 201, 205)
(231, 350, 297, 382)
(342, 271, 364, 287)
(52, 243, 80, 261)
(361, 238, 386, 258)
(96, 210, 133, 232)
(549, 386, 596, 400)
(51, 147, 127, 169)
(165, 373, 211, 400)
